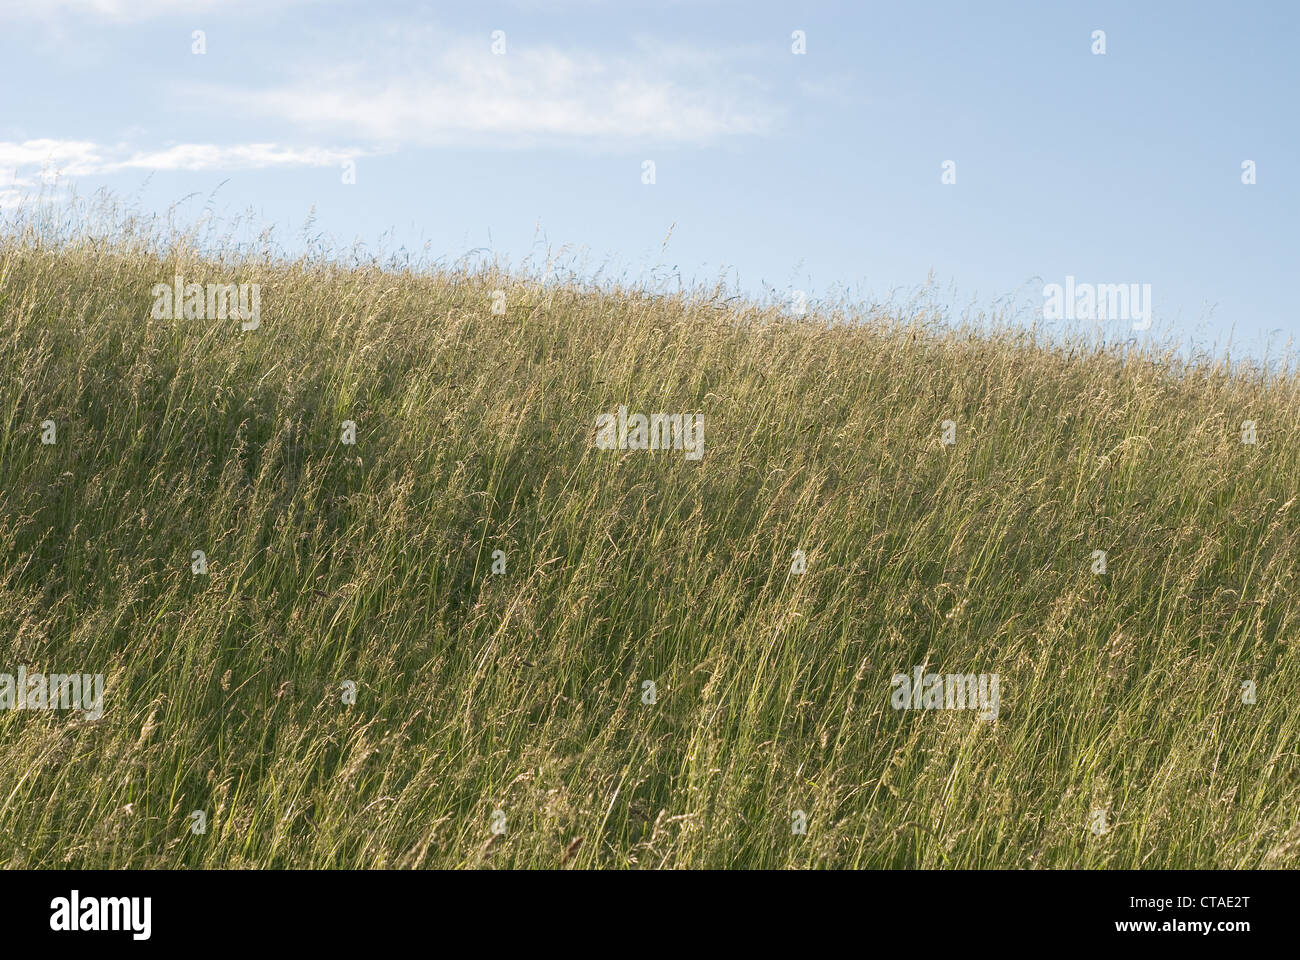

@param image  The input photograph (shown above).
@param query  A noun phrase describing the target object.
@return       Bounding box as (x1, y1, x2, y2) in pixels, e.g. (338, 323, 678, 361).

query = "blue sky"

(1, 0, 1296, 359)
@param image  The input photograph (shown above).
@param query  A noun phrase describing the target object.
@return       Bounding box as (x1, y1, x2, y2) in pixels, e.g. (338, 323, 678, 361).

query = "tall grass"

(1, 205, 1298, 868)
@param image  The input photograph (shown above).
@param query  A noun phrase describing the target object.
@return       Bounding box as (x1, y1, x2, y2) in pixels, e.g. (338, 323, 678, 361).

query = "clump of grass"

(1, 202, 1298, 869)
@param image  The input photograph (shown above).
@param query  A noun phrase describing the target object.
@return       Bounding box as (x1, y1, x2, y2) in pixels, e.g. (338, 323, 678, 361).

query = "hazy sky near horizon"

(1, 0, 1296, 359)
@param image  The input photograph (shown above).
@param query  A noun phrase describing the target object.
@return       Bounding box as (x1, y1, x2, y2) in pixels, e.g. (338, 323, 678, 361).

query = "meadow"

(2, 207, 1298, 868)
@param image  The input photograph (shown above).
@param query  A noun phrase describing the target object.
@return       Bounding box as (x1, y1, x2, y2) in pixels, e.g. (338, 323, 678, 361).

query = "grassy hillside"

(2, 218, 1299, 869)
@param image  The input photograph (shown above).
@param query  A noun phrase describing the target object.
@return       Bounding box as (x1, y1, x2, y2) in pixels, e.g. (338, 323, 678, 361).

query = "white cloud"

(0, 139, 105, 176)
(206, 37, 778, 146)
(0, 169, 53, 210)
(0, 138, 364, 191)
(112, 142, 358, 171)
(0, 0, 324, 21)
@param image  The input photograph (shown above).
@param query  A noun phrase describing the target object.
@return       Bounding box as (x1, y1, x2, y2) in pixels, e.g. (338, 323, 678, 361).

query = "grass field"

(2, 210, 1298, 869)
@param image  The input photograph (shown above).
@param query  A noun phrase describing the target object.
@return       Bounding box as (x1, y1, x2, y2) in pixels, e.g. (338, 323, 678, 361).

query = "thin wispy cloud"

(0, 0, 324, 21)
(204, 34, 780, 147)
(0, 139, 362, 176)
(113, 142, 361, 172)
(0, 139, 363, 206)
(0, 139, 103, 177)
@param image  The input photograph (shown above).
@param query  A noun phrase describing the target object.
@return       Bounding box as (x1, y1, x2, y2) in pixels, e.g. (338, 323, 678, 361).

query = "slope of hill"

(2, 221, 1298, 868)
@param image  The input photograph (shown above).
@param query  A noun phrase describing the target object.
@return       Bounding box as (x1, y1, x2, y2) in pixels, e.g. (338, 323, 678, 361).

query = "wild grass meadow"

(2, 205, 1298, 869)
